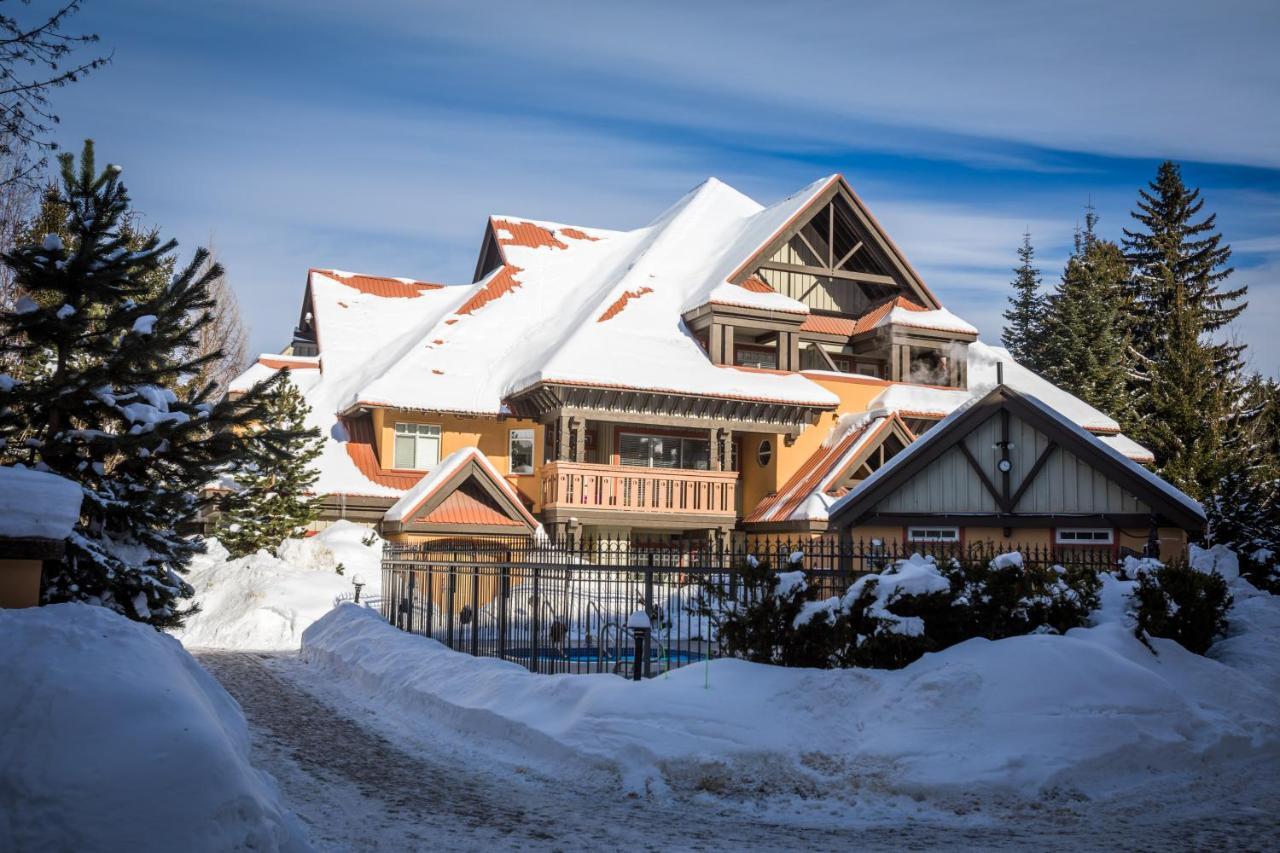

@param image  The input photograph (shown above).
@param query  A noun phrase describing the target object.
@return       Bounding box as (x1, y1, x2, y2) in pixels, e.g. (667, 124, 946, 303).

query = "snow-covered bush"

(697, 551, 1101, 670)
(690, 553, 835, 667)
(951, 551, 1100, 639)
(1132, 560, 1232, 655)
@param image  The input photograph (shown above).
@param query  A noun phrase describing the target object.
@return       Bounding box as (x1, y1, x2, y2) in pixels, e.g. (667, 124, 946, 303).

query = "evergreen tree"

(1001, 230, 1047, 368)
(1037, 210, 1132, 416)
(0, 141, 296, 627)
(216, 374, 323, 558)
(1122, 162, 1247, 497)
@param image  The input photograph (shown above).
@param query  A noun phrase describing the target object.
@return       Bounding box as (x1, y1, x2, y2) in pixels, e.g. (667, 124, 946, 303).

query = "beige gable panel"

(873, 411, 1151, 515)
(764, 243, 873, 315)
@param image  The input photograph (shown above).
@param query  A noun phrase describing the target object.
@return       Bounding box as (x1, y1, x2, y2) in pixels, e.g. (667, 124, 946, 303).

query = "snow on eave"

(383, 447, 536, 527)
(511, 372, 840, 409)
(878, 305, 978, 336)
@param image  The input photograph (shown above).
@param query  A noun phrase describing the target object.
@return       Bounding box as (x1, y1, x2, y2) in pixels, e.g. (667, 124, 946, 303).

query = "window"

(393, 422, 440, 470)
(734, 345, 777, 370)
(853, 360, 881, 378)
(618, 432, 710, 470)
(907, 526, 960, 543)
(509, 428, 535, 474)
(1056, 528, 1113, 545)
(756, 439, 773, 468)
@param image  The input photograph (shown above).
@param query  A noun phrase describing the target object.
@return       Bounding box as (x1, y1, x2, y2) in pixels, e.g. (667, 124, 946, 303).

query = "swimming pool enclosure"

(379, 535, 1120, 678)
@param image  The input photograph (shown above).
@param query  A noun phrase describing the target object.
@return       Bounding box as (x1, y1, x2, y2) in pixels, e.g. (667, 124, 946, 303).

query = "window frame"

(906, 526, 960, 543)
(393, 421, 441, 471)
(616, 428, 712, 471)
(1055, 528, 1114, 545)
(508, 428, 536, 475)
(756, 439, 773, 468)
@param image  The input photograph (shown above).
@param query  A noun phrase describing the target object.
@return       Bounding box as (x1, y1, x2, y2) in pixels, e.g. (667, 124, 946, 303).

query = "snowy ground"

(0, 604, 307, 852)
(174, 521, 382, 651)
(177, 553, 1280, 851)
(197, 648, 1279, 852)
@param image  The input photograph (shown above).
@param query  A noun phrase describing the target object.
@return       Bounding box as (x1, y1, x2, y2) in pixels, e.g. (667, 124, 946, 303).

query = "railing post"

(530, 567, 541, 674)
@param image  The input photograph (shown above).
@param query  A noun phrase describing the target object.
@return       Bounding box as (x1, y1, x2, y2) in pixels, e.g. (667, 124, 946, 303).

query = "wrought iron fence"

(379, 536, 1122, 677)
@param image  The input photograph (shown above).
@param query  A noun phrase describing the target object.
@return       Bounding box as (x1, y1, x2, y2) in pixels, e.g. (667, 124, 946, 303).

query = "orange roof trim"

(311, 269, 443, 299)
(597, 286, 653, 322)
(257, 356, 319, 371)
(739, 275, 775, 293)
(456, 265, 523, 316)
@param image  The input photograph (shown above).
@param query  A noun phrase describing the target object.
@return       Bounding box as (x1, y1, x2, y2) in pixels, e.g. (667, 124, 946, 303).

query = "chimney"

(996, 361, 1005, 385)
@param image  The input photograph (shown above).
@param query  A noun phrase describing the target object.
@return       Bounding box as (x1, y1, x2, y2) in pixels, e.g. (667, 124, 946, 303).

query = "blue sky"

(47, 0, 1280, 375)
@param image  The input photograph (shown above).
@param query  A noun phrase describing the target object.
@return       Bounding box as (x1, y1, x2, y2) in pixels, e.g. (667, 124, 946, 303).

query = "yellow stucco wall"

(738, 373, 889, 518)
(963, 526, 1054, 552)
(372, 408, 545, 510)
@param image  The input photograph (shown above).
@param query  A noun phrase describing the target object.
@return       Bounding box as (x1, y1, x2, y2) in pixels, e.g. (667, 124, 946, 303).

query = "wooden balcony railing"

(540, 461, 737, 518)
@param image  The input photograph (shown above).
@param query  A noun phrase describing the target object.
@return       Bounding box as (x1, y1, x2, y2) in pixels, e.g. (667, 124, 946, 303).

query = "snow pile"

(0, 603, 306, 851)
(302, 567, 1280, 803)
(175, 520, 382, 651)
(0, 465, 83, 540)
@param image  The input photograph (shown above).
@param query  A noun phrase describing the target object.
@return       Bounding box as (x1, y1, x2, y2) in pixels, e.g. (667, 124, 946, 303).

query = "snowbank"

(301, 574, 1280, 802)
(0, 465, 82, 540)
(0, 603, 306, 852)
(175, 521, 382, 651)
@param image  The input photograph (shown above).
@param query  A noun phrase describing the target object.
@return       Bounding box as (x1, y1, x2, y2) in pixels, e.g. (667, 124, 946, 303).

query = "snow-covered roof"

(868, 341, 1153, 459)
(351, 177, 841, 414)
(828, 385, 1205, 528)
(384, 447, 539, 530)
(0, 466, 83, 540)
(230, 175, 1149, 499)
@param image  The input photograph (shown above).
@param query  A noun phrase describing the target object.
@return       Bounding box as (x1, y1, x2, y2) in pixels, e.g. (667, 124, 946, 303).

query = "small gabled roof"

(828, 385, 1206, 531)
(746, 411, 916, 527)
(383, 448, 539, 534)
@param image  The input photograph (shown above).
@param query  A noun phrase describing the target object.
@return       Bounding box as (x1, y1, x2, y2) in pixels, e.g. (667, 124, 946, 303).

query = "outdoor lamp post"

(627, 610, 651, 682)
(352, 574, 365, 604)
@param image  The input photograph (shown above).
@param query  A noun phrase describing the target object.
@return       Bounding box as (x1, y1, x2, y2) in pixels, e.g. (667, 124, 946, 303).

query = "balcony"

(539, 461, 738, 527)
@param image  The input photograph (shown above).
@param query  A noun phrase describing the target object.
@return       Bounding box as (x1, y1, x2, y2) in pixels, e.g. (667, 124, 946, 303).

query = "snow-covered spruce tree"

(1122, 162, 1247, 497)
(0, 141, 295, 628)
(216, 372, 323, 558)
(1000, 230, 1047, 369)
(1038, 210, 1132, 418)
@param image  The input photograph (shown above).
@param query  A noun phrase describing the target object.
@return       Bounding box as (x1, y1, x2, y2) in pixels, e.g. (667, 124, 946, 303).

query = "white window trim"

(1055, 528, 1114, 545)
(509, 428, 535, 475)
(906, 526, 960, 543)
(393, 422, 441, 471)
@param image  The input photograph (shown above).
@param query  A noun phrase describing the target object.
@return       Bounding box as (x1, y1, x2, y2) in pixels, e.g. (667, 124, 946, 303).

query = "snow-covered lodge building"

(232, 174, 1202, 556)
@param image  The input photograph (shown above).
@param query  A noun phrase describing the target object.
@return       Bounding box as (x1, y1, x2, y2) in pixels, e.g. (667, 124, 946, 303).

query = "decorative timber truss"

(731, 175, 941, 315)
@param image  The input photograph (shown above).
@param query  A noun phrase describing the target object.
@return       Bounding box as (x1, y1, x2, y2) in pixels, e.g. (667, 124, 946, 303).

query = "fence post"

(530, 567, 541, 674)
(498, 566, 509, 661)
(643, 552, 655, 679)
(406, 570, 416, 634)
(446, 567, 456, 650)
(424, 561, 434, 640)
(470, 565, 480, 658)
